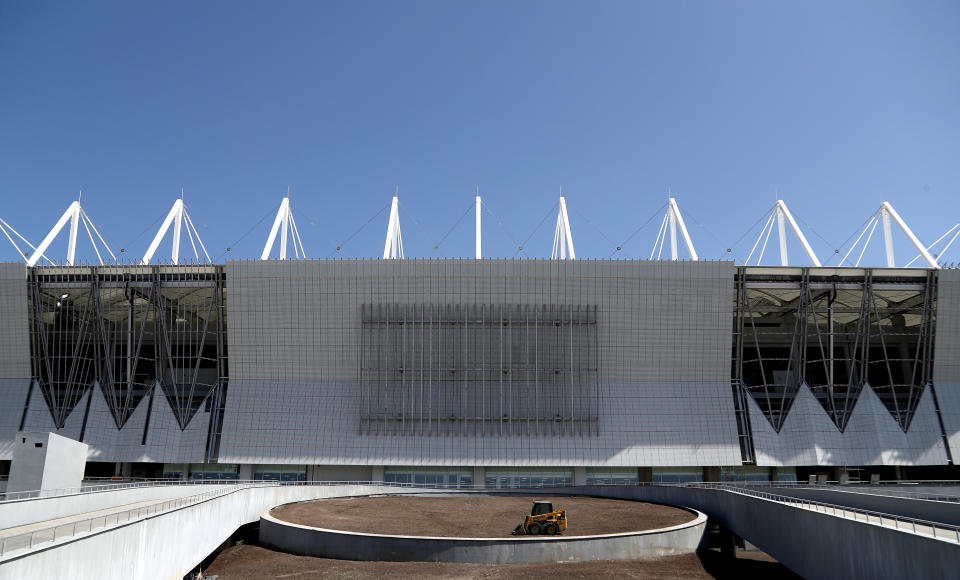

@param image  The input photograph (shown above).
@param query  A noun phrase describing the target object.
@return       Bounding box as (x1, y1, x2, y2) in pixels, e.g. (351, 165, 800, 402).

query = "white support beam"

(840, 202, 939, 268)
(261, 197, 305, 260)
(775, 200, 821, 267)
(905, 223, 960, 267)
(745, 200, 821, 266)
(0, 217, 48, 263)
(653, 198, 699, 261)
(551, 196, 575, 259)
(475, 195, 482, 260)
(881, 202, 938, 268)
(881, 206, 895, 267)
(141, 198, 211, 265)
(28, 200, 115, 267)
(383, 195, 404, 259)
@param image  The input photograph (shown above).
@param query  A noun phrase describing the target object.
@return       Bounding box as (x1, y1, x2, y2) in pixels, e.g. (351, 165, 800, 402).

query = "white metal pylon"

(1, 216, 51, 263)
(382, 195, 404, 259)
(650, 198, 699, 260)
(745, 200, 822, 267)
(261, 197, 306, 259)
(905, 222, 960, 267)
(475, 193, 482, 259)
(141, 198, 212, 265)
(841, 202, 938, 268)
(28, 199, 116, 267)
(551, 196, 576, 259)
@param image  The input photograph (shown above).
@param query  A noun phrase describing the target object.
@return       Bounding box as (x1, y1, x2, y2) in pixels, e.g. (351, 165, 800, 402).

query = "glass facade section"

(652, 467, 703, 484)
(189, 463, 239, 480)
(720, 466, 771, 482)
(484, 468, 574, 488)
(383, 467, 472, 487)
(585, 467, 639, 485)
(254, 464, 307, 481)
(162, 463, 186, 478)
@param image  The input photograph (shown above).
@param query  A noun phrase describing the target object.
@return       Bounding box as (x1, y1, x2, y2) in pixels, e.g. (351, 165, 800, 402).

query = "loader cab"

(531, 501, 554, 516)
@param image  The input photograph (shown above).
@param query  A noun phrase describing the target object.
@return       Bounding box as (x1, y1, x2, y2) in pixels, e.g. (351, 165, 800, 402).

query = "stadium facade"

(1, 258, 958, 486)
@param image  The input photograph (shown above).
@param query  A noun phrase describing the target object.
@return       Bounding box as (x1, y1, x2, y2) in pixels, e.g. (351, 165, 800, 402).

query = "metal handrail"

(0, 481, 309, 557)
(694, 483, 960, 543)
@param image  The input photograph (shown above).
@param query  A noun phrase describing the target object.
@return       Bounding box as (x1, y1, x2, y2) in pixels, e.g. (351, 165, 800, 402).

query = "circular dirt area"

(270, 495, 695, 538)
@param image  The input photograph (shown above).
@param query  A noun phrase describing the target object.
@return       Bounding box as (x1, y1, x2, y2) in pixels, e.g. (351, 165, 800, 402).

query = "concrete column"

(831, 466, 849, 484)
(769, 467, 778, 482)
(472, 466, 485, 488)
(703, 467, 720, 482)
(121, 462, 133, 478)
(717, 526, 738, 558)
(372, 466, 384, 482)
(637, 467, 653, 483)
(239, 464, 253, 481)
(574, 467, 587, 486)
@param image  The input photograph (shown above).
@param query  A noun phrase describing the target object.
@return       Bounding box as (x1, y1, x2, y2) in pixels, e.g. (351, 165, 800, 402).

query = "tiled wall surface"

(0, 263, 30, 459)
(1, 261, 957, 467)
(934, 269, 960, 456)
(219, 259, 743, 466)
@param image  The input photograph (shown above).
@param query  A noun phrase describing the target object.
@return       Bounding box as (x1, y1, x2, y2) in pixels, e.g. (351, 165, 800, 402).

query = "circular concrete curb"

(259, 496, 707, 564)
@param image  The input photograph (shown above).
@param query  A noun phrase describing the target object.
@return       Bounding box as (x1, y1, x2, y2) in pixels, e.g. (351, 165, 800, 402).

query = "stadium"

(1, 195, 958, 487)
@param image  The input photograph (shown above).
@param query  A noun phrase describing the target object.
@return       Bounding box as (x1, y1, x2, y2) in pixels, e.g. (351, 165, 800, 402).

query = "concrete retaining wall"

(587, 485, 960, 580)
(259, 505, 706, 564)
(0, 484, 231, 529)
(4, 484, 959, 580)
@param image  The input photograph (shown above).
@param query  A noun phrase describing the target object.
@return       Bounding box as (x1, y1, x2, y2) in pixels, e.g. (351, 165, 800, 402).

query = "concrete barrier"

(585, 485, 960, 580)
(3, 483, 959, 580)
(0, 484, 229, 529)
(259, 501, 706, 564)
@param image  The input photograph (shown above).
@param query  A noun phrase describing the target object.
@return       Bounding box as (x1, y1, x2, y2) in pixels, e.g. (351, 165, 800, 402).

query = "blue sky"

(1, 1, 958, 265)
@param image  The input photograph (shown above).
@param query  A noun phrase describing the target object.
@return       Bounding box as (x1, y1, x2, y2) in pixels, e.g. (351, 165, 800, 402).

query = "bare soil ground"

(204, 544, 804, 579)
(270, 495, 694, 537)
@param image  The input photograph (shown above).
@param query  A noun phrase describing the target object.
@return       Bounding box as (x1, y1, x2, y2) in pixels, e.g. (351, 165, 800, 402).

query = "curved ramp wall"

(259, 506, 706, 564)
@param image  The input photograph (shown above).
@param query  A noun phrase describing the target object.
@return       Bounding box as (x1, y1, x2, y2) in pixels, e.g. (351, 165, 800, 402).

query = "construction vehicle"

(512, 500, 567, 535)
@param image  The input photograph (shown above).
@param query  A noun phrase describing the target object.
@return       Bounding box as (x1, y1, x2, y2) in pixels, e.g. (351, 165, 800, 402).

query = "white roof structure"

(745, 200, 821, 267)
(651, 197, 698, 261)
(551, 196, 575, 259)
(4, 190, 953, 267)
(28, 199, 116, 266)
(0, 216, 47, 263)
(141, 198, 211, 265)
(261, 196, 306, 260)
(383, 195, 404, 259)
(841, 202, 938, 269)
(906, 222, 960, 267)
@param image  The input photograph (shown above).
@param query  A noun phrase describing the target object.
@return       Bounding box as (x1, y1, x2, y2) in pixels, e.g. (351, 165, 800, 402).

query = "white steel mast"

(261, 196, 306, 259)
(841, 202, 938, 268)
(28, 198, 116, 267)
(551, 196, 576, 259)
(140, 197, 212, 265)
(475, 192, 482, 260)
(745, 200, 821, 266)
(651, 197, 699, 260)
(383, 195, 404, 259)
